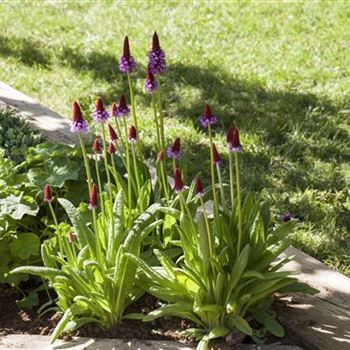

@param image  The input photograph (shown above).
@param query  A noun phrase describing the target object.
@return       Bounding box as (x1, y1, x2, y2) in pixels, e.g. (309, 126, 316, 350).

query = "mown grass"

(0, 2, 349, 275)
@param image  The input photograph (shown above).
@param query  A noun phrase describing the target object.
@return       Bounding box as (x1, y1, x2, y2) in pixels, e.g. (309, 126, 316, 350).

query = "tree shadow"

(0, 34, 51, 68)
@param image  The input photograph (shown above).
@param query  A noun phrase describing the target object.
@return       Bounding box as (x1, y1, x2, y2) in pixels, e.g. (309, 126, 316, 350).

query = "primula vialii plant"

(11, 32, 316, 349)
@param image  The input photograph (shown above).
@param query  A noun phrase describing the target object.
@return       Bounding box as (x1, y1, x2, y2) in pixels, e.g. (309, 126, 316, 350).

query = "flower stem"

(92, 208, 101, 262)
(208, 125, 219, 216)
(122, 117, 132, 210)
(229, 151, 235, 211)
(131, 143, 141, 197)
(155, 75, 166, 152)
(155, 75, 169, 201)
(127, 72, 138, 131)
(235, 152, 242, 255)
(94, 152, 105, 215)
(78, 135, 92, 195)
(101, 124, 113, 202)
(152, 94, 161, 151)
(200, 196, 213, 258)
(114, 118, 125, 145)
(216, 163, 227, 212)
(48, 202, 58, 228)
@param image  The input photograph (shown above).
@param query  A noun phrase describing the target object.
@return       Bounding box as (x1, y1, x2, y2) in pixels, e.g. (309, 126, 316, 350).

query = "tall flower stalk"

(71, 101, 92, 195)
(228, 126, 243, 255)
(200, 104, 219, 218)
(43, 184, 58, 227)
(92, 138, 105, 215)
(128, 125, 141, 199)
(93, 98, 113, 203)
(213, 143, 227, 212)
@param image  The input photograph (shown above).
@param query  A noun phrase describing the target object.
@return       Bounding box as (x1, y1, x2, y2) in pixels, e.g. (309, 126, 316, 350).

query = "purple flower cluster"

(92, 98, 110, 123)
(148, 32, 166, 74)
(71, 101, 89, 134)
(199, 104, 218, 128)
(112, 95, 130, 118)
(144, 66, 158, 93)
(119, 36, 136, 73)
(167, 137, 182, 160)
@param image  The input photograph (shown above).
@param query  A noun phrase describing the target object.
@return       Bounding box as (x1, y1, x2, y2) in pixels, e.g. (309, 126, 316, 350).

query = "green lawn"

(0, 2, 349, 275)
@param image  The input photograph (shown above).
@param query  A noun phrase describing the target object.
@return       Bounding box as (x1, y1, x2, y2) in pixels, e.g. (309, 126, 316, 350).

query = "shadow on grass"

(0, 35, 51, 68)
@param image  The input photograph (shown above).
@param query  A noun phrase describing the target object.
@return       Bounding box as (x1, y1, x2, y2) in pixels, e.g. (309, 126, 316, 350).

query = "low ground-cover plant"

(11, 33, 316, 348)
(0, 141, 87, 305)
(0, 107, 44, 163)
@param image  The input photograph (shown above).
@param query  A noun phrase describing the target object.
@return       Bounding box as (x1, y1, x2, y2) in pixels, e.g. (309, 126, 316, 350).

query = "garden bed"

(0, 285, 306, 350)
(0, 57, 349, 350)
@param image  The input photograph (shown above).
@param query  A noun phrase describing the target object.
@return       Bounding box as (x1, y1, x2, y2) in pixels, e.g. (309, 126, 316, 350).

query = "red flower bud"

(128, 125, 137, 142)
(174, 168, 184, 193)
(204, 104, 212, 119)
(123, 36, 131, 59)
(67, 231, 77, 243)
(43, 184, 53, 203)
(89, 183, 98, 210)
(226, 125, 235, 143)
(228, 127, 243, 153)
(112, 102, 118, 116)
(108, 141, 116, 155)
(92, 138, 102, 153)
(72, 101, 83, 122)
(157, 150, 165, 162)
(172, 138, 181, 153)
(119, 95, 127, 110)
(95, 97, 105, 111)
(152, 31, 160, 51)
(108, 123, 118, 143)
(213, 143, 221, 165)
(195, 177, 204, 196)
(232, 128, 241, 148)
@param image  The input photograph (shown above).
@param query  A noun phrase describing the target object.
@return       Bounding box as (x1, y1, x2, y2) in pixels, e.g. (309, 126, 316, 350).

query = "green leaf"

(11, 266, 62, 279)
(16, 290, 39, 308)
(27, 161, 80, 188)
(0, 194, 39, 220)
(10, 233, 40, 259)
(231, 314, 253, 336)
(251, 309, 285, 337)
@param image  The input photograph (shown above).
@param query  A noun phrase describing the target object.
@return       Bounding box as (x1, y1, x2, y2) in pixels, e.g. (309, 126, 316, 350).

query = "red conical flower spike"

(172, 138, 181, 153)
(195, 177, 204, 196)
(213, 143, 221, 165)
(108, 141, 116, 155)
(95, 98, 105, 111)
(89, 183, 98, 210)
(112, 102, 118, 116)
(123, 36, 131, 59)
(152, 31, 160, 51)
(108, 123, 118, 143)
(204, 104, 212, 119)
(72, 101, 83, 122)
(226, 125, 235, 143)
(128, 125, 137, 142)
(43, 184, 52, 203)
(92, 138, 102, 153)
(119, 95, 127, 110)
(174, 168, 184, 193)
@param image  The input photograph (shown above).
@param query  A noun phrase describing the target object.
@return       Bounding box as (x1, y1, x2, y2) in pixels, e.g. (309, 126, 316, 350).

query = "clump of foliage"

(12, 33, 316, 348)
(0, 107, 44, 163)
(0, 142, 87, 306)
